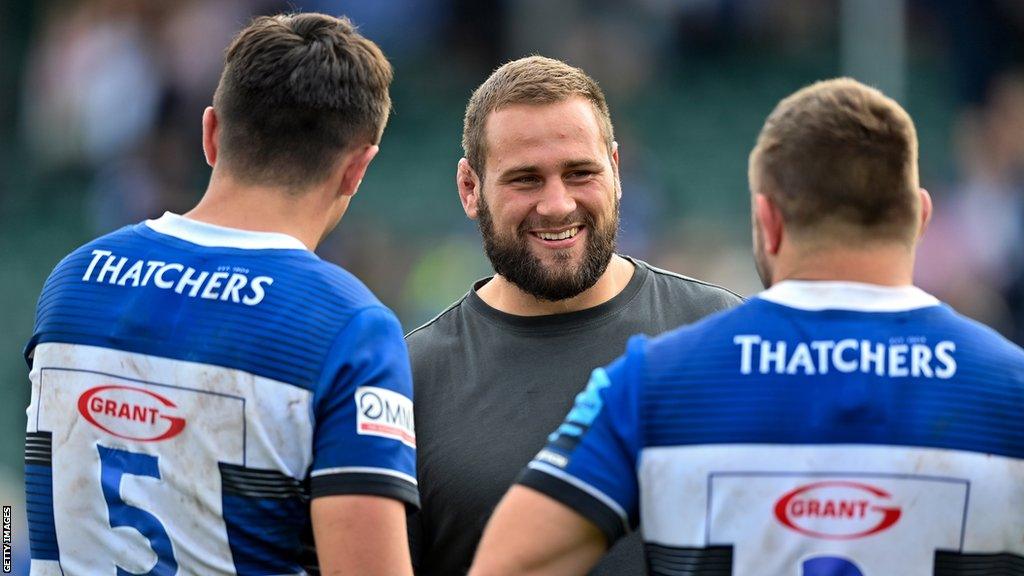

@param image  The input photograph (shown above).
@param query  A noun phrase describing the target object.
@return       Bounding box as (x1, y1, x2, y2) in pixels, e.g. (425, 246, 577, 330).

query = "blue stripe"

(633, 300, 1024, 460)
(29, 226, 388, 390)
(221, 485, 307, 574)
(24, 464, 59, 561)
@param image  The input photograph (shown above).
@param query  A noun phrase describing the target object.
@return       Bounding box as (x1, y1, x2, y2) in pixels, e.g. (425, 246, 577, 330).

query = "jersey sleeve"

(310, 306, 418, 509)
(516, 335, 646, 545)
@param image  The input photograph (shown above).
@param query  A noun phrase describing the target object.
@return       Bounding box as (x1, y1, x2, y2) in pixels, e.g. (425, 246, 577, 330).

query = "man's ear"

(202, 107, 219, 167)
(754, 193, 784, 255)
(610, 141, 621, 200)
(457, 158, 482, 219)
(916, 187, 933, 241)
(338, 144, 380, 198)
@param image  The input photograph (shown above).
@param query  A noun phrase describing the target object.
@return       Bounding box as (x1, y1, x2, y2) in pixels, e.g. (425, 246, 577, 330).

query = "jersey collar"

(757, 280, 940, 312)
(145, 212, 308, 251)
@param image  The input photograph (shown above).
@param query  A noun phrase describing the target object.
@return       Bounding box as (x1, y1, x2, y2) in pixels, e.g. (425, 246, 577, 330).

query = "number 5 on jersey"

(98, 445, 178, 576)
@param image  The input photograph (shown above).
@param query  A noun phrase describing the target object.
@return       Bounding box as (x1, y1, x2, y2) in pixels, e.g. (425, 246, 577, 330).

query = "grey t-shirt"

(406, 257, 742, 575)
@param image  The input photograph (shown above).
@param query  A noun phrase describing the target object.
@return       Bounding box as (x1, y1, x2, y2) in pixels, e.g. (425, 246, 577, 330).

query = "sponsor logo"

(774, 481, 901, 539)
(733, 335, 957, 378)
(82, 249, 273, 306)
(355, 387, 415, 448)
(78, 385, 187, 442)
(535, 449, 569, 468)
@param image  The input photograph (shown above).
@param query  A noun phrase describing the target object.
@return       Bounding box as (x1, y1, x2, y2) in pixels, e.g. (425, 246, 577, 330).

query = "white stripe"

(28, 560, 63, 576)
(311, 466, 417, 486)
(146, 212, 308, 251)
(636, 443, 1024, 553)
(758, 280, 940, 312)
(528, 461, 630, 533)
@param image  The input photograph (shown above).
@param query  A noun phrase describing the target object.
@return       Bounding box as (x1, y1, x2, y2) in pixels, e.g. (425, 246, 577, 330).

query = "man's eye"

(567, 171, 594, 180)
(514, 176, 541, 184)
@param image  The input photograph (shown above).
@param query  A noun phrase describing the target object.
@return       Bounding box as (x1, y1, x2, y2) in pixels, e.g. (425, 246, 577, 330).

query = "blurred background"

(1, 0, 1023, 572)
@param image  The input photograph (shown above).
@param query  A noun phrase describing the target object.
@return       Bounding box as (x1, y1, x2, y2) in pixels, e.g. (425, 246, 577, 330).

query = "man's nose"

(535, 181, 576, 220)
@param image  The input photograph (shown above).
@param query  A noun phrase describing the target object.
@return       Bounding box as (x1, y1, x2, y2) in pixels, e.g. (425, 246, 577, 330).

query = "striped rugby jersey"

(522, 281, 1024, 576)
(24, 213, 417, 575)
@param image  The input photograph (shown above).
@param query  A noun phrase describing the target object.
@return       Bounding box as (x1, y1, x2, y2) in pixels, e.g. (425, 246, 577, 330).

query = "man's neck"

(774, 244, 916, 287)
(185, 172, 334, 250)
(476, 254, 635, 316)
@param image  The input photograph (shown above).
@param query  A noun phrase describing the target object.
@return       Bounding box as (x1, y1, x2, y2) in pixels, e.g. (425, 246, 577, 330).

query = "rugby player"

(24, 13, 416, 576)
(406, 56, 740, 575)
(471, 78, 1024, 575)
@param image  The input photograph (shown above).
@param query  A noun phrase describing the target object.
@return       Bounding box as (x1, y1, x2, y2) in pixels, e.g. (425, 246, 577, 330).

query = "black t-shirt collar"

(465, 256, 649, 332)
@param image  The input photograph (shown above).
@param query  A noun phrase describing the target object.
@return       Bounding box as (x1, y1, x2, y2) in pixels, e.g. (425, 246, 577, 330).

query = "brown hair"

(749, 78, 920, 244)
(462, 56, 614, 174)
(213, 13, 393, 188)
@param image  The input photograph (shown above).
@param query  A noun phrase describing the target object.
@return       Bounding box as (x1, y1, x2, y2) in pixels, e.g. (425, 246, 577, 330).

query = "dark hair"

(750, 78, 920, 244)
(213, 13, 393, 188)
(463, 56, 614, 174)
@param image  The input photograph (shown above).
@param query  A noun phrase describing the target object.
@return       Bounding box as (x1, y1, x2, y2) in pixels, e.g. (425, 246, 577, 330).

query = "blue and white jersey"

(522, 281, 1024, 576)
(24, 213, 417, 576)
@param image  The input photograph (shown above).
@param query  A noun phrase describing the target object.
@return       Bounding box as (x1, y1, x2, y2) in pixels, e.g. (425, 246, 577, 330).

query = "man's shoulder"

(294, 257, 382, 308)
(645, 297, 1024, 371)
(630, 257, 744, 314)
(404, 294, 471, 349)
(62, 223, 139, 258)
(31, 223, 397, 388)
(635, 258, 743, 301)
(935, 305, 1024, 366)
(44, 224, 145, 287)
(403, 294, 476, 389)
(649, 297, 755, 347)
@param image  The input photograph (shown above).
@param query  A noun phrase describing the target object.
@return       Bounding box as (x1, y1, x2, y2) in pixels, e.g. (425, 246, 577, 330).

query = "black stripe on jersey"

(219, 463, 306, 500)
(935, 551, 1024, 575)
(310, 472, 419, 510)
(516, 467, 628, 546)
(25, 432, 52, 466)
(644, 544, 733, 576)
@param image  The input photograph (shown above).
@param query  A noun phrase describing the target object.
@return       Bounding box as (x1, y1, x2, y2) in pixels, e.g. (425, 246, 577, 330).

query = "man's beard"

(477, 192, 619, 302)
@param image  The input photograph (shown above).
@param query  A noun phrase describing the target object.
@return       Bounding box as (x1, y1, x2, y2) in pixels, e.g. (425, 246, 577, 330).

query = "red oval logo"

(774, 481, 901, 540)
(78, 385, 186, 442)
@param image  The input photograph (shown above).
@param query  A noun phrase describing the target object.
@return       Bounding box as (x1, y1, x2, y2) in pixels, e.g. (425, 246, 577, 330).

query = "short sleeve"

(517, 335, 646, 545)
(310, 306, 418, 509)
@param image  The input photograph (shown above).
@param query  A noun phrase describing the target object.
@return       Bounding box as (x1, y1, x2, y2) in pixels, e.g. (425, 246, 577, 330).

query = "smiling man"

(405, 56, 741, 575)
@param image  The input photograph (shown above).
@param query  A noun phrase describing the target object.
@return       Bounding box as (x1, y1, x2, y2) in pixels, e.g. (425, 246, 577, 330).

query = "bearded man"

(405, 56, 741, 576)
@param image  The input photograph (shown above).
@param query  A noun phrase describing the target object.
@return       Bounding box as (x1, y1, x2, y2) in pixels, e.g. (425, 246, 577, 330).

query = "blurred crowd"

(11, 0, 1024, 337)
(918, 70, 1024, 342)
(2, 2, 1023, 572)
